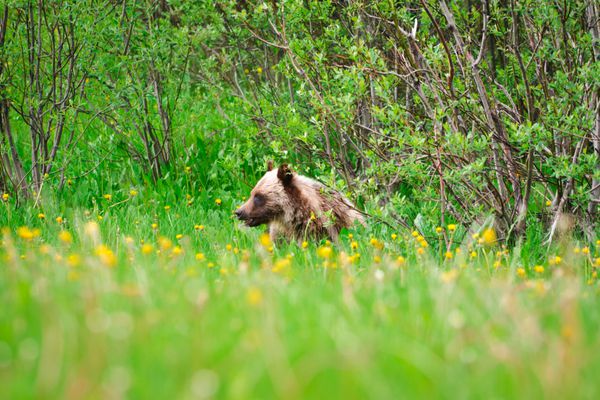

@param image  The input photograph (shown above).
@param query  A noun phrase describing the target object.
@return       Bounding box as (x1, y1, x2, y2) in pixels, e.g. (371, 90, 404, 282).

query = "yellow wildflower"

(516, 267, 526, 277)
(2, 193, 8, 201)
(302, 241, 308, 249)
(447, 224, 457, 232)
(582, 247, 590, 255)
(417, 247, 425, 255)
(546, 200, 552, 207)
(350, 241, 358, 250)
(481, 228, 497, 245)
(391, 233, 397, 240)
(95, 245, 116, 267)
(411, 230, 419, 237)
(259, 233, 271, 248)
(445, 251, 453, 260)
(194, 224, 204, 231)
(396, 256, 406, 266)
(67, 254, 81, 268)
(317, 246, 332, 259)
(435, 227, 443, 234)
(171, 246, 183, 256)
(195, 252, 206, 261)
(151, 223, 158, 230)
(176, 234, 183, 240)
(246, 287, 263, 306)
(256, 67, 263, 74)
(103, 194, 112, 201)
(17, 227, 37, 240)
(55, 216, 64, 224)
(226, 244, 232, 251)
(129, 189, 138, 197)
(215, 198, 222, 206)
(58, 230, 73, 244)
(534, 265, 544, 273)
(470, 251, 477, 258)
(374, 255, 381, 263)
(164, 205, 171, 211)
(158, 236, 172, 250)
(38, 213, 45, 220)
(141, 244, 154, 255)
(207, 262, 215, 268)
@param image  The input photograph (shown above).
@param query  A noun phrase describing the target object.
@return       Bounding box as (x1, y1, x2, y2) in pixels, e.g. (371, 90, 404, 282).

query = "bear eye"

(253, 194, 265, 207)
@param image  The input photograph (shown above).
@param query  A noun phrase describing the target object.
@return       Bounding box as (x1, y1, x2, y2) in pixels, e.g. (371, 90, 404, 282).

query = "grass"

(1, 188, 600, 399)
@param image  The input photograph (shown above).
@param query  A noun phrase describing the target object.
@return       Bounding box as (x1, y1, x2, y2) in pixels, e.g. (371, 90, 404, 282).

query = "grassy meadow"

(2, 1, 600, 399)
(1, 183, 600, 399)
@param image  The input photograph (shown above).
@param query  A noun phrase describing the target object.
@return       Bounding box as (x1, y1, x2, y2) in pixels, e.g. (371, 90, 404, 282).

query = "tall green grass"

(1, 187, 599, 399)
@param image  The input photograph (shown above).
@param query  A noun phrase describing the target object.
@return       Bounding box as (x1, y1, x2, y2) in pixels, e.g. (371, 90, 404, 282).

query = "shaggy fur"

(235, 163, 364, 242)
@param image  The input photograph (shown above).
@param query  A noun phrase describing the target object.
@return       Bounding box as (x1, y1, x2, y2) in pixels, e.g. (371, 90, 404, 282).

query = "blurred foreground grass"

(1, 197, 600, 399)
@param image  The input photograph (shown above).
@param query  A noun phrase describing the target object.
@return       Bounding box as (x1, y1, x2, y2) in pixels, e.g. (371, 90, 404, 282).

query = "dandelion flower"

(95, 245, 116, 267)
(215, 199, 222, 206)
(582, 247, 590, 255)
(151, 223, 158, 230)
(374, 255, 381, 263)
(103, 194, 112, 201)
(259, 233, 271, 248)
(302, 241, 308, 249)
(534, 265, 544, 273)
(470, 251, 477, 259)
(481, 228, 497, 245)
(194, 224, 204, 231)
(516, 267, 526, 278)
(256, 66, 263, 74)
(350, 241, 358, 250)
(417, 247, 425, 255)
(2, 193, 8, 201)
(141, 244, 154, 255)
(17, 227, 36, 240)
(38, 213, 45, 220)
(447, 224, 457, 232)
(317, 246, 332, 259)
(445, 251, 453, 260)
(195, 252, 205, 261)
(226, 244, 232, 251)
(391, 233, 397, 240)
(545, 200, 552, 207)
(176, 234, 183, 240)
(396, 256, 406, 266)
(129, 189, 138, 197)
(164, 205, 171, 211)
(67, 254, 81, 268)
(58, 230, 73, 244)
(435, 227, 443, 234)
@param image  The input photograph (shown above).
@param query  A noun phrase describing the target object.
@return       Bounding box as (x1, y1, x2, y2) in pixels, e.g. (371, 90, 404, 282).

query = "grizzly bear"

(235, 162, 364, 242)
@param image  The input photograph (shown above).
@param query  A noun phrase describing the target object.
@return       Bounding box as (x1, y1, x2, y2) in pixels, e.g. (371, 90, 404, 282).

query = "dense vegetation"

(1, 1, 599, 399)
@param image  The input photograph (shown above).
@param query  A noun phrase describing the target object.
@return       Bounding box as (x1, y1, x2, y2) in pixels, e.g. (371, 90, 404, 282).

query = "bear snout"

(235, 208, 246, 220)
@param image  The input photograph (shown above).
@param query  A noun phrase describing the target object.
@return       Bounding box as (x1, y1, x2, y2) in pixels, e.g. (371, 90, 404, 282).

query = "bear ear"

(266, 160, 274, 171)
(277, 164, 294, 186)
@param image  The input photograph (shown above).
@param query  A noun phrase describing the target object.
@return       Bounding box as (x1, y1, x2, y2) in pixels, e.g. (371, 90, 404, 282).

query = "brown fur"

(235, 163, 364, 242)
